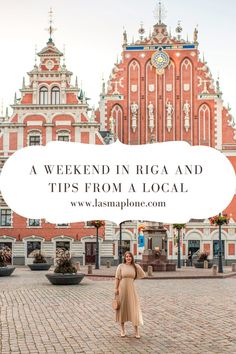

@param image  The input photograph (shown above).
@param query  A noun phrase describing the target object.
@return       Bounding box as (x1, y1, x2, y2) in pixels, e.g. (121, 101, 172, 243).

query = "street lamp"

(209, 213, 229, 274)
(119, 222, 123, 264)
(90, 220, 105, 269)
(119, 220, 132, 264)
(218, 216, 223, 273)
(173, 224, 186, 269)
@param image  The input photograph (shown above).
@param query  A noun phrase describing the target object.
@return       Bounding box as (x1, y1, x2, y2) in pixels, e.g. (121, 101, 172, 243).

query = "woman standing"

(114, 251, 145, 338)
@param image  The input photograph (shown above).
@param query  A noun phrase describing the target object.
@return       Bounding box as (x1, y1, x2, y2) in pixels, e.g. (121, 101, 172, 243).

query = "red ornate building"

(1, 6, 236, 265)
(0, 32, 112, 265)
(98, 8, 236, 263)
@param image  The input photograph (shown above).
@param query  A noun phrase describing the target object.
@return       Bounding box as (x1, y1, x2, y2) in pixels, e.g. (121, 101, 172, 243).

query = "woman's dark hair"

(123, 251, 137, 279)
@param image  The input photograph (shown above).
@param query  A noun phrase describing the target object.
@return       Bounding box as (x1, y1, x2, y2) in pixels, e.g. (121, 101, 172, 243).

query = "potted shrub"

(194, 251, 213, 269)
(45, 253, 85, 285)
(0, 248, 15, 276)
(209, 214, 229, 226)
(28, 251, 52, 271)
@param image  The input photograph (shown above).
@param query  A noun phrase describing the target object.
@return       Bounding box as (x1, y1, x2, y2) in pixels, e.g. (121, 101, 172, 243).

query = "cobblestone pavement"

(0, 268, 236, 354)
(78, 265, 236, 279)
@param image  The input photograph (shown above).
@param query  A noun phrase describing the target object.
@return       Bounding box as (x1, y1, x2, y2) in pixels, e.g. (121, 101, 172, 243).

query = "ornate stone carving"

(131, 102, 139, 133)
(166, 100, 174, 132)
(227, 110, 236, 140)
(148, 102, 154, 132)
(183, 100, 191, 132)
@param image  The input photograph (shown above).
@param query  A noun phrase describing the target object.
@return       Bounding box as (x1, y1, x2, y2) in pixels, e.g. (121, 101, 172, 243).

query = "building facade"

(1, 7, 236, 266)
(98, 10, 236, 264)
(0, 36, 122, 265)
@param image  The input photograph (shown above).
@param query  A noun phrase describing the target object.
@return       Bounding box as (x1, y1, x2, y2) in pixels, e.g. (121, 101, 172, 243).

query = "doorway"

(213, 240, 225, 257)
(85, 242, 96, 264)
(188, 240, 200, 255)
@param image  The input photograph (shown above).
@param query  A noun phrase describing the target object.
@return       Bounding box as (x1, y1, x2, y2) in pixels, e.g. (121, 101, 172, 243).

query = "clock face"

(46, 60, 54, 70)
(151, 49, 169, 74)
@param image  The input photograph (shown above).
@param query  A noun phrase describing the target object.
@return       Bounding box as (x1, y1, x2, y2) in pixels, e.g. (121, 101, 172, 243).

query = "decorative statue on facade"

(123, 29, 127, 45)
(166, 100, 174, 132)
(183, 100, 190, 132)
(148, 101, 155, 132)
(131, 102, 139, 132)
(194, 26, 198, 43)
(227, 108, 236, 140)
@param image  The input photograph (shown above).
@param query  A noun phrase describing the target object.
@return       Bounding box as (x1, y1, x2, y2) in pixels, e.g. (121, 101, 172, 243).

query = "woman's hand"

(114, 289, 119, 295)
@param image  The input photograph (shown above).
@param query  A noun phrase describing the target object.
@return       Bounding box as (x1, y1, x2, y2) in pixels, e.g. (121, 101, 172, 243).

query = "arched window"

(51, 86, 60, 105)
(39, 86, 48, 105)
(28, 130, 42, 146)
(57, 130, 70, 142)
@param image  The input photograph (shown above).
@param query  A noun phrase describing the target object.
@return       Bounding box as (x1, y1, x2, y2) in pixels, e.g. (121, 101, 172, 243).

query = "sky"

(0, 0, 235, 117)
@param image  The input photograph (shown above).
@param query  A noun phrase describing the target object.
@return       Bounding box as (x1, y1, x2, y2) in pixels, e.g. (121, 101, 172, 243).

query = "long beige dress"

(115, 263, 145, 326)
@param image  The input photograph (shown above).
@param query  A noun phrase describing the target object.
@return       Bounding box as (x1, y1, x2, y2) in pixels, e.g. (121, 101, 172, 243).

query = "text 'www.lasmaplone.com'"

(70, 198, 166, 210)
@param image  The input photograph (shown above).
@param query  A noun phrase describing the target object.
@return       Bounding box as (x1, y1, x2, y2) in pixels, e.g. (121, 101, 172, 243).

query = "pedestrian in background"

(114, 251, 145, 338)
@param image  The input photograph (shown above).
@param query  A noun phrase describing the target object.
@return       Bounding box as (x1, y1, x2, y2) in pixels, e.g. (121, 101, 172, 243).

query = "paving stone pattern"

(0, 268, 236, 354)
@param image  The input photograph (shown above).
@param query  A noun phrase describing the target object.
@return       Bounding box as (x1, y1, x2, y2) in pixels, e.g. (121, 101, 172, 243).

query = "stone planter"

(45, 273, 85, 285)
(0, 266, 15, 276)
(166, 263, 176, 271)
(194, 261, 213, 269)
(28, 263, 51, 271)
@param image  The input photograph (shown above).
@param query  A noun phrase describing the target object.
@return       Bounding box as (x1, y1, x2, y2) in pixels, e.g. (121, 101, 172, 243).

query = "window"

(56, 223, 69, 227)
(57, 130, 70, 142)
(51, 86, 60, 105)
(28, 219, 40, 227)
(58, 135, 69, 142)
(39, 86, 48, 105)
(0, 209, 12, 227)
(29, 135, 41, 146)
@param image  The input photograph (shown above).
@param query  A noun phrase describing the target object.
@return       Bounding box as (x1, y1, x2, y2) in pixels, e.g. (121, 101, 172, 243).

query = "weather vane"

(154, 2, 167, 24)
(45, 8, 57, 42)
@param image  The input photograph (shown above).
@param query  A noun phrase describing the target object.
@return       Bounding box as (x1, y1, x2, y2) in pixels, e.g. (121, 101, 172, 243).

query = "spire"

(1, 99, 3, 116)
(216, 75, 222, 97)
(154, 2, 166, 25)
(102, 76, 105, 95)
(138, 22, 145, 41)
(34, 45, 38, 68)
(22, 77, 25, 89)
(14, 93, 17, 104)
(5, 107, 8, 119)
(75, 76, 78, 88)
(158, 2, 162, 24)
(46, 8, 57, 44)
(194, 25, 198, 44)
(63, 44, 66, 68)
(202, 52, 206, 64)
(149, 28, 152, 39)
